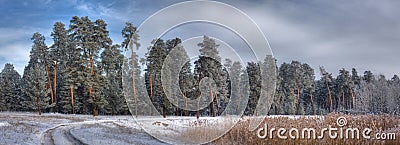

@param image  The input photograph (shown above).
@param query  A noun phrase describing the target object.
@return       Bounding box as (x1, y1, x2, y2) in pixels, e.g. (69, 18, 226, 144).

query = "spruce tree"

(0, 63, 22, 111)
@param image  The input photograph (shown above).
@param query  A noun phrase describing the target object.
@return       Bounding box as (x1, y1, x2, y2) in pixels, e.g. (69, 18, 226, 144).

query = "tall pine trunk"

(36, 75, 42, 115)
(69, 70, 75, 114)
(149, 65, 153, 114)
(295, 80, 300, 114)
(53, 61, 58, 113)
(37, 95, 41, 115)
(215, 93, 219, 116)
(70, 85, 74, 114)
(333, 94, 337, 111)
(238, 93, 243, 115)
(45, 63, 55, 113)
(346, 91, 349, 110)
(310, 89, 315, 115)
(209, 82, 215, 117)
(89, 54, 98, 116)
(324, 76, 332, 112)
(341, 87, 345, 110)
(196, 75, 201, 119)
(184, 91, 188, 116)
(350, 87, 355, 109)
(154, 73, 158, 116)
(132, 52, 138, 117)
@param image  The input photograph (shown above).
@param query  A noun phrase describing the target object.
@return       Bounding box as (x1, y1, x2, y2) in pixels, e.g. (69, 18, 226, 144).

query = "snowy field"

(0, 112, 330, 145)
(0, 112, 172, 145)
(0, 112, 245, 145)
(1, 112, 368, 145)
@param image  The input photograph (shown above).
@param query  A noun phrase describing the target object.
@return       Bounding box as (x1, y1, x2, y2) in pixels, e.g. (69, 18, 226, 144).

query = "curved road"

(40, 121, 168, 145)
(41, 124, 87, 145)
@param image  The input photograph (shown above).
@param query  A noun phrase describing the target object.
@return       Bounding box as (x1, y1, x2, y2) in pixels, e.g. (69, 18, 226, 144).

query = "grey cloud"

(109, 0, 400, 77)
(2, 0, 399, 77)
(231, 0, 400, 77)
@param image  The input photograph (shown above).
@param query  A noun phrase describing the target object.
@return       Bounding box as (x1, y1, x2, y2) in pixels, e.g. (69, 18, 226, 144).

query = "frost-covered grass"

(210, 113, 400, 144)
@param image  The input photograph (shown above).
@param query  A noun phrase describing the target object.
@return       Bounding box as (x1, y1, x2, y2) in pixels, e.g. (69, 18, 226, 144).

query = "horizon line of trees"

(0, 16, 399, 116)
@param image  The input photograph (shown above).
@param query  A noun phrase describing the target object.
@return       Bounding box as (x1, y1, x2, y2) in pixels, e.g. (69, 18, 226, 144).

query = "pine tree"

(336, 68, 355, 111)
(163, 38, 186, 116)
(239, 69, 249, 116)
(89, 19, 112, 115)
(299, 63, 314, 115)
(69, 16, 92, 114)
(194, 36, 226, 117)
(180, 62, 195, 116)
(319, 66, 333, 112)
(270, 71, 282, 115)
(372, 75, 388, 113)
(68, 16, 110, 115)
(145, 39, 168, 117)
(363, 70, 375, 113)
(101, 44, 127, 115)
(277, 63, 293, 114)
(122, 22, 140, 117)
(314, 79, 326, 114)
(49, 22, 69, 113)
(260, 55, 278, 115)
(122, 49, 145, 115)
(22, 32, 51, 115)
(388, 75, 400, 114)
(158, 40, 173, 117)
(58, 24, 82, 114)
(275, 61, 314, 115)
(290, 61, 303, 114)
(244, 62, 261, 115)
(350, 68, 359, 110)
(224, 59, 244, 115)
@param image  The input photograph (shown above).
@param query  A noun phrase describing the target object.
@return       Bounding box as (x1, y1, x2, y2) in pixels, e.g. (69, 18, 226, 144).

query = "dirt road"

(0, 113, 168, 145)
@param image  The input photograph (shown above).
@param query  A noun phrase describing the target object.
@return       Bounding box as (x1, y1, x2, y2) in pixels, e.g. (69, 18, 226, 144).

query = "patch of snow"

(266, 115, 325, 120)
(0, 121, 11, 127)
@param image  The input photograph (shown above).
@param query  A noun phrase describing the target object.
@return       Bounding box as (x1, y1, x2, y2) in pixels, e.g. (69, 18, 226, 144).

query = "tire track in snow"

(41, 124, 86, 145)
(40, 120, 116, 145)
(40, 119, 169, 145)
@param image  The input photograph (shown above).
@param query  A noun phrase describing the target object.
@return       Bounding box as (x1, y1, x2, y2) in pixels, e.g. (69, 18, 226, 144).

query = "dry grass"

(180, 113, 400, 145)
(178, 116, 236, 144)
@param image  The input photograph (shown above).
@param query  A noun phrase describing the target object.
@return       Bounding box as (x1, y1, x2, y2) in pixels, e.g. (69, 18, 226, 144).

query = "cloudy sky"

(0, 0, 399, 78)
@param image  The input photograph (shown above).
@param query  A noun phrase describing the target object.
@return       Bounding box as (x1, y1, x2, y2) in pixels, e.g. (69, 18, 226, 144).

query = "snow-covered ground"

(0, 112, 329, 145)
(0, 112, 241, 144)
(0, 112, 169, 145)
